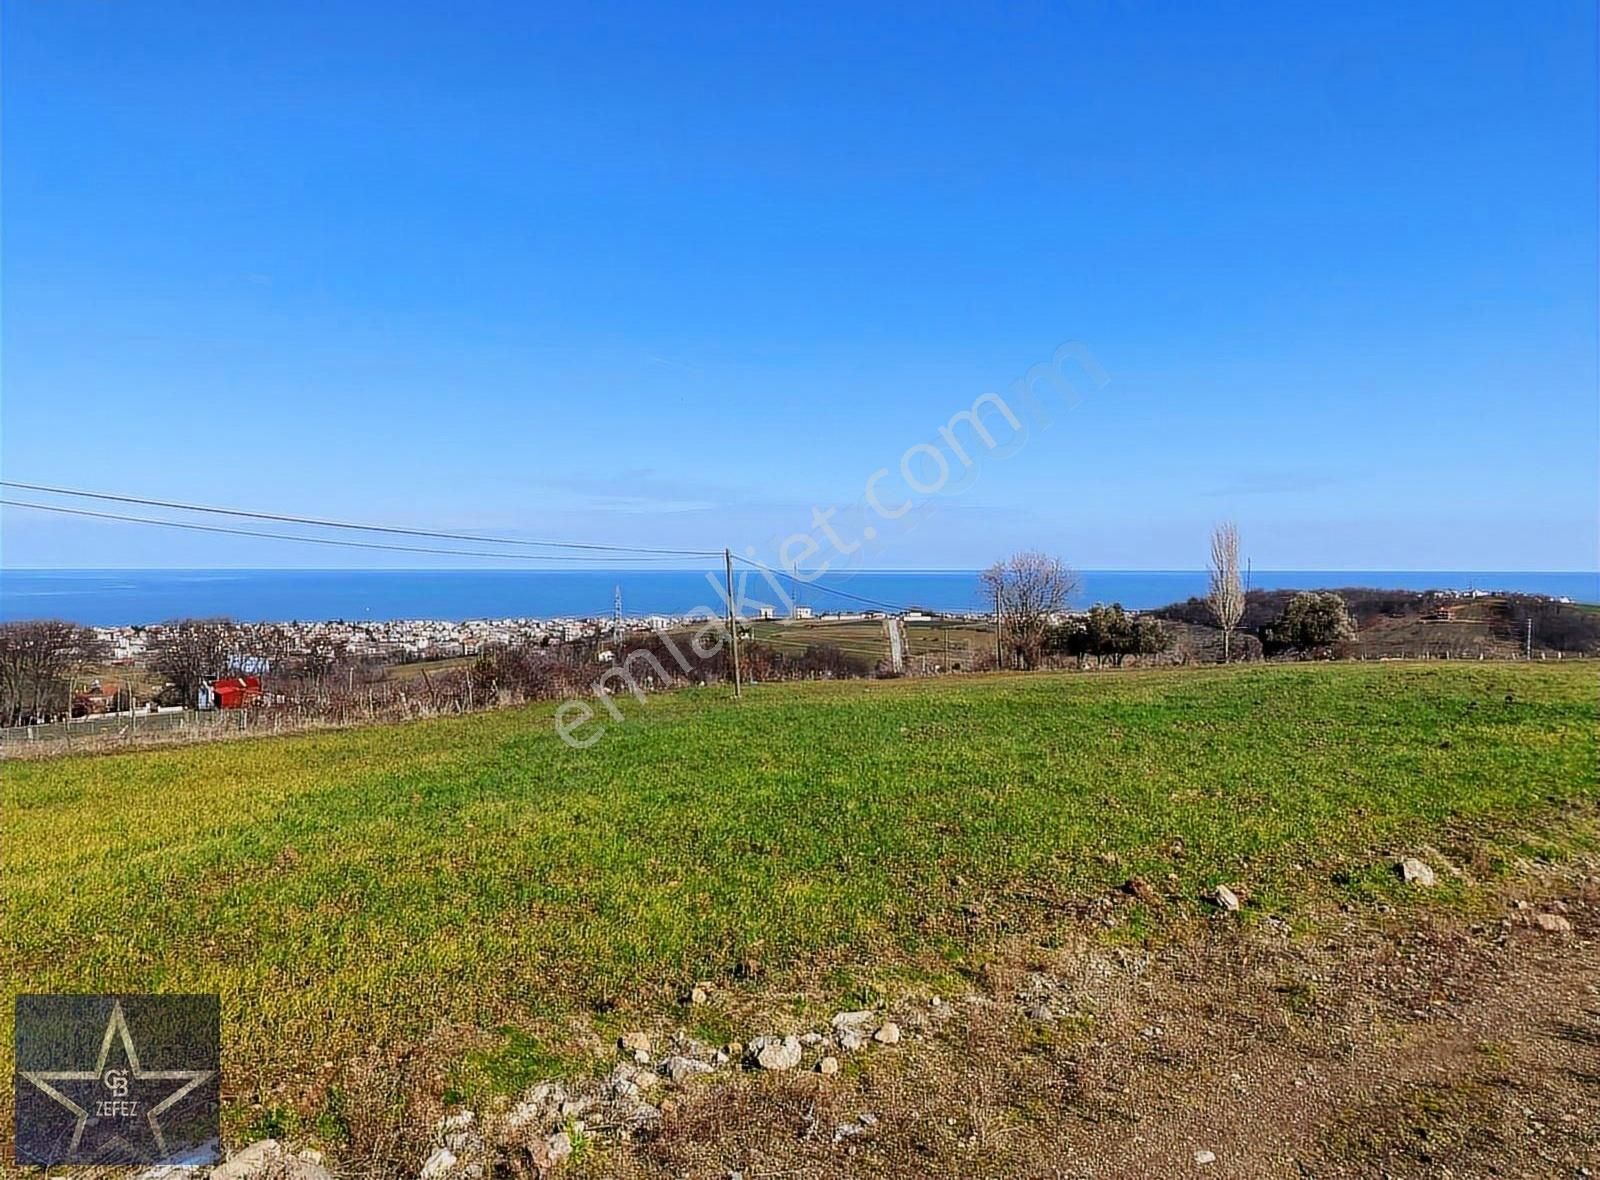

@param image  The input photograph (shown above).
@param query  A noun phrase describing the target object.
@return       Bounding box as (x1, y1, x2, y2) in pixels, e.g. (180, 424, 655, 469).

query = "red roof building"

(206, 675, 262, 710)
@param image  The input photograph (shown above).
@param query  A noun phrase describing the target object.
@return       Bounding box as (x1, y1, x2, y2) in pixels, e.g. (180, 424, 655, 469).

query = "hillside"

(3, 664, 1596, 1176)
(1152, 589, 1600, 660)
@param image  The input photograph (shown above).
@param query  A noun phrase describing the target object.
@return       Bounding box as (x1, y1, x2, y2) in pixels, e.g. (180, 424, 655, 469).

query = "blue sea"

(1, 569, 1595, 627)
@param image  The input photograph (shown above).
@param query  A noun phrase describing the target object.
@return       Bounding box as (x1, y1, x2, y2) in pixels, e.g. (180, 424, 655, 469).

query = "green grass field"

(3, 663, 1595, 1145)
(745, 617, 890, 661)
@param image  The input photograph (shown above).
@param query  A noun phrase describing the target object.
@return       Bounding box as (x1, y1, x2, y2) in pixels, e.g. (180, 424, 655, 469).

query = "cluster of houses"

(71, 605, 972, 719)
(71, 674, 263, 716)
(91, 615, 645, 665)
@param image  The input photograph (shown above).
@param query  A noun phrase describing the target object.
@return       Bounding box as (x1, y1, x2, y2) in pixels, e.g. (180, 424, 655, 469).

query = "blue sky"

(3, 1, 1595, 571)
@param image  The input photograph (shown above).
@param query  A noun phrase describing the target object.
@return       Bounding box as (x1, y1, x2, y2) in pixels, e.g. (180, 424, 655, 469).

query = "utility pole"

(1525, 617, 1533, 660)
(613, 584, 624, 653)
(994, 584, 1004, 669)
(724, 549, 742, 698)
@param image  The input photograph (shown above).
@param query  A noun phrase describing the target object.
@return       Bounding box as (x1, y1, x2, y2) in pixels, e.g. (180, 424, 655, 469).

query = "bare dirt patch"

(583, 873, 1600, 1179)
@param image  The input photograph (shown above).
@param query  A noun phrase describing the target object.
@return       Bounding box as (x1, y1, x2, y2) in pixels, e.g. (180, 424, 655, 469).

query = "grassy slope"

(3, 663, 1595, 1135)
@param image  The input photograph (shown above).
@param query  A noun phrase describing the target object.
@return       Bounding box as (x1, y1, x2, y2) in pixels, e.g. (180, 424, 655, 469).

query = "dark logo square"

(14, 994, 220, 1166)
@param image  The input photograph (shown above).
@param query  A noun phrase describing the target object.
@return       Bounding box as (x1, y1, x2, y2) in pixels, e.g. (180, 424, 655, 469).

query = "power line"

(0, 480, 721, 558)
(732, 554, 926, 616)
(0, 499, 706, 564)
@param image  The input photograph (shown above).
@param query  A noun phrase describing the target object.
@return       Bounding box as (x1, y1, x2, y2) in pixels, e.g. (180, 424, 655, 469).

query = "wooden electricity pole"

(725, 548, 742, 698)
(994, 585, 1004, 669)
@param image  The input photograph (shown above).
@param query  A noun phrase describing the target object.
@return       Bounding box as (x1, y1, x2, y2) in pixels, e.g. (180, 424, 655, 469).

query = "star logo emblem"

(14, 995, 220, 1166)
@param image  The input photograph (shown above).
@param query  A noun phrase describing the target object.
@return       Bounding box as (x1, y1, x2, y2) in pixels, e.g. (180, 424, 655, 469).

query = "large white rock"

(211, 1141, 332, 1180)
(750, 1035, 803, 1070)
(1397, 857, 1437, 887)
(419, 1146, 458, 1180)
(663, 1054, 713, 1083)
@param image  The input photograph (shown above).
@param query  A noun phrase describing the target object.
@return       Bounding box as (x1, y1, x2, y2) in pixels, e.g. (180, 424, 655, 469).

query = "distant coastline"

(2, 568, 1595, 628)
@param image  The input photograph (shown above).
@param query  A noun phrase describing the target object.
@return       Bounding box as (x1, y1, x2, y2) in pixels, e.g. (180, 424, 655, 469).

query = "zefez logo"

(14, 995, 220, 1165)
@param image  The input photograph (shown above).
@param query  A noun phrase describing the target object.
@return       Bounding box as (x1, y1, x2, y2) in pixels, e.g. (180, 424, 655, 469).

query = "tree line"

(0, 621, 106, 725)
(979, 524, 1366, 670)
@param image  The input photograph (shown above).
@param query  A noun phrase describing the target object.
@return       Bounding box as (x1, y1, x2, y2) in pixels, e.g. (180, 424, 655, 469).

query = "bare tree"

(1207, 521, 1245, 661)
(0, 620, 106, 724)
(981, 551, 1080, 670)
(150, 619, 243, 706)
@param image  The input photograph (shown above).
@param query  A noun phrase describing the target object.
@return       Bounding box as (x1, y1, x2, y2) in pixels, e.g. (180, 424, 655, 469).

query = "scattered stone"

(1213, 884, 1242, 913)
(419, 1147, 457, 1180)
(831, 1112, 878, 1143)
(725, 1041, 744, 1058)
(689, 984, 711, 1005)
(134, 1166, 205, 1180)
(1397, 857, 1437, 887)
(1194, 1148, 1216, 1165)
(608, 1062, 661, 1098)
(872, 1022, 901, 1045)
(543, 1132, 572, 1167)
(210, 1141, 280, 1180)
(211, 1141, 333, 1180)
(1122, 876, 1160, 905)
(437, 1110, 482, 1157)
(618, 1031, 651, 1055)
(505, 1083, 567, 1134)
(750, 1035, 803, 1071)
(817, 1055, 840, 1075)
(1533, 912, 1573, 934)
(558, 1096, 592, 1120)
(632, 1049, 651, 1065)
(662, 1054, 713, 1084)
(832, 1010, 876, 1051)
(800, 1031, 825, 1047)
(526, 1130, 572, 1176)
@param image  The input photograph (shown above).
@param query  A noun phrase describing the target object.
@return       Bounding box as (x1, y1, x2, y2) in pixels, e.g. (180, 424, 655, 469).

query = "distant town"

(85, 605, 946, 664)
(80, 581, 1573, 666)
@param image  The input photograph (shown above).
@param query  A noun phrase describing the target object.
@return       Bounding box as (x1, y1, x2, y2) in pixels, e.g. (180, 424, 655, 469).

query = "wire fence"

(0, 709, 248, 754)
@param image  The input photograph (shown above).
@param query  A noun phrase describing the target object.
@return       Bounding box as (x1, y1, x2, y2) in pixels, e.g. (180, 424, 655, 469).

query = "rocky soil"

(197, 857, 1600, 1179)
